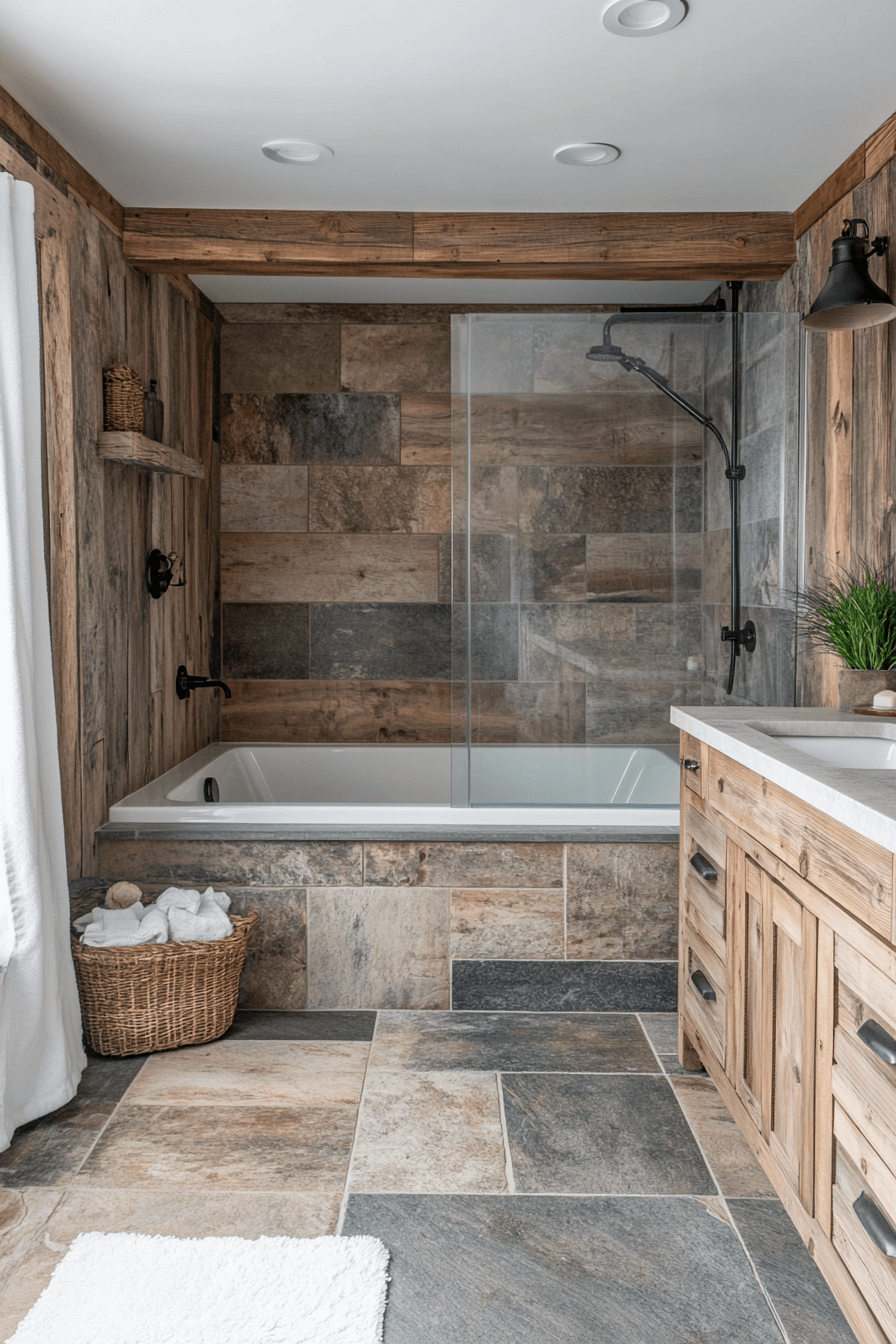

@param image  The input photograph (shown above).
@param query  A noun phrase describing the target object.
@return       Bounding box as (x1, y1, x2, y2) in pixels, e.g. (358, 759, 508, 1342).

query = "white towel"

(166, 887, 233, 943)
(74, 903, 168, 947)
(156, 887, 202, 915)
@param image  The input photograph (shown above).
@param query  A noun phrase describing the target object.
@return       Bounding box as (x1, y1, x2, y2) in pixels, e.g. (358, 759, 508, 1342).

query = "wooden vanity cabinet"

(679, 738, 896, 1344)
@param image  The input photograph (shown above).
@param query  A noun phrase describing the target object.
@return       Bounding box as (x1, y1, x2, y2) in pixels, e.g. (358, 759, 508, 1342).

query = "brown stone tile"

(221, 533, 440, 602)
(0, 1189, 62, 1292)
(220, 323, 339, 393)
(518, 465, 702, 535)
(400, 393, 452, 464)
(470, 681, 586, 744)
(221, 464, 308, 532)
(221, 393, 400, 464)
(341, 324, 450, 393)
(74, 1104, 355, 1191)
(517, 534, 587, 601)
(450, 889, 564, 959)
(123, 1041, 367, 1108)
(94, 838, 362, 887)
(306, 887, 449, 1009)
(349, 1071, 507, 1193)
(586, 533, 702, 603)
(47, 1186, 340, 1240)
(364, 842, 564, 888)
(566, 843, 679, 960)
(226, 887, 307, 1010)
(672, 1077, 776, 1198)
(308, 465, 450, 533)
(0, 1240, 58, 1340)
(220, 680, 451, 743)
(470, 466, 519, 533)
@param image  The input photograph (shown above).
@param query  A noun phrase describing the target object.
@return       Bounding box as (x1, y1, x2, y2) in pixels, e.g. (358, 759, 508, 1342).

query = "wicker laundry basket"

(102, 365, 144, 432)
(71, 911, 259, 1057)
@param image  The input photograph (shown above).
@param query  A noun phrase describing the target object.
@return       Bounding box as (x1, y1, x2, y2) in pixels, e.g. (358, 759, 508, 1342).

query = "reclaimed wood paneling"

(97, 431, 206, 477)
(221, 679, 452, 742)
(222, 532, 440, 603)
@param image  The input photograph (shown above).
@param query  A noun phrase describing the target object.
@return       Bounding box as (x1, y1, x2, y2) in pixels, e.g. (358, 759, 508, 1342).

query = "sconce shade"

(803, 219, 896, 332)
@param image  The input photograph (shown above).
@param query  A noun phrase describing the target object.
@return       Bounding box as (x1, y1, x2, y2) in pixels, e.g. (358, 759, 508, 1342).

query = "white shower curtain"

(0, 173, 85, 1151)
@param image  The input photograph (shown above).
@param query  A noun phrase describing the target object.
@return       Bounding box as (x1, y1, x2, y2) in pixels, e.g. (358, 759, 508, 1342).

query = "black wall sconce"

(803, 218, 896, 332)
(147, 549, 186, 600)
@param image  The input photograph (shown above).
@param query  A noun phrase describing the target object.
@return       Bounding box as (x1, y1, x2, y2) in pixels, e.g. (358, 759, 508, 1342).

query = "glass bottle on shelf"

(143, 379, 164, 442)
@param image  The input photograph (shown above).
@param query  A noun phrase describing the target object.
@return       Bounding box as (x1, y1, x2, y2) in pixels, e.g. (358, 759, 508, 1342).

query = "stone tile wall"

(90, 835, 679, 1012)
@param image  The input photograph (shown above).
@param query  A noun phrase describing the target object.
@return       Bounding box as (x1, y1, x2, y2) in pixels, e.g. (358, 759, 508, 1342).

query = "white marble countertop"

(671, 706, 896, 855)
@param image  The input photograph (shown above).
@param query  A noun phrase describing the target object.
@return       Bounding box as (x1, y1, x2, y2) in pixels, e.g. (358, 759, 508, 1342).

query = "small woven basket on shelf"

(71, 911, 259, 1057)
(102, 365, 144, 432)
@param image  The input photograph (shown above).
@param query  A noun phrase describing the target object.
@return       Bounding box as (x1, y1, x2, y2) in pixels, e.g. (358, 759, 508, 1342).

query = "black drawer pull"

(690, 969, 716, 1001)
(682, 758, 701, 772)
(203, 776, 220, 803)
(858, 1019, 896, 1066)
(854, 1193, 896, 1258)
(689, 852, 718, 883)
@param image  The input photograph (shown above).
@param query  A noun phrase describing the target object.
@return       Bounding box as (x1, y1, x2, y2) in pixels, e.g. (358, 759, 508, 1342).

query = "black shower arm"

(621, 357, 733, 474)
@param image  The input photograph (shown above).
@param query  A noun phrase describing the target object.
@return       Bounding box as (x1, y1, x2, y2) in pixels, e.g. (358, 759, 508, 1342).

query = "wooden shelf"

(97, 431, 206, 480)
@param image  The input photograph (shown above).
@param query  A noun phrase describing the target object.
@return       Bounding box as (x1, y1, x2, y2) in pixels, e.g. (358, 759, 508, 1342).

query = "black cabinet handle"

(854, 1193, 896, 1258)
(682, 758, 701, 772)
(690, 852, 718, 883)
(690, 969, 716, 1001)
(858, 1019, 896, 1067)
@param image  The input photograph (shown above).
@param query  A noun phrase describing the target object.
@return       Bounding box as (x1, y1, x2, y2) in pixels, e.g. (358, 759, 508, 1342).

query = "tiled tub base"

(88, 835, 679, 1011)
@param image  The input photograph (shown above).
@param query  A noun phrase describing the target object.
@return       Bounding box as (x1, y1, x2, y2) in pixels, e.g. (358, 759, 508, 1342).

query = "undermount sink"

(766, 734, 896, 770)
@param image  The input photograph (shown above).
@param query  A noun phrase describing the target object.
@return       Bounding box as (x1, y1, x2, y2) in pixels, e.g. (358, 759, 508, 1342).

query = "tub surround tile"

(222, 603, 310, 680)
(311, 604, 451, 680)
(94, 838, 363, 887)
(502, 1074, 715, 1195)
(516, 534, 587, 603)
(227, 1010, 377, 1041)
(221, 393, 400, 464)
(466, 320, 534, 394)
(470, 681, 586, 744)
(306, 887, 450, 1009)
(341, 325, 450, 393)
(220, 323, 340, 394)
(368, 1011, 655, 1074)
(225, 887, 307, 1009)
(221, 464, 309, 533)
(469, 466, 519, 534)
(399, 393, 452, 465)
(364, 842, 564, 889)
(454, 534, 513, 603)
(520, 602, 702, 684)
(308, 465, 450, 533)
(221, 533, 440, 604)
(74, 1104, 355, 1191)
(0, 1189, 64, 1292)
(728, 1200, 857, 1344)
(740, 516, 783, 608)
(123, 1041, 367, 1109)
(533, 319, 703, 395)
(456, 603, 519, 681)
(341, 1193, 786, 1344)
(517, 465, 702, 535)
(221, 680, 451, 743)
(671, 1077, 775, 1198)
(586, 689, 693, 745)
(349, 1071, 507, 1194)
(451, 959, 678, 1013)
(449, 889, 564, 960)
(586, 532, 702, 603)
(566, 843, 679, 960)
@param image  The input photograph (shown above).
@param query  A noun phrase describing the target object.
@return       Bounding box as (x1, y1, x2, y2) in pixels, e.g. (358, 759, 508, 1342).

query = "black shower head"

(585, 341, 626, 362)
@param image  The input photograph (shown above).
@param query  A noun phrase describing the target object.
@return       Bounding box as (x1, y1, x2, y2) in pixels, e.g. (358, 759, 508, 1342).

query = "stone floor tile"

(369, 1011, 657, 1073)
(226, 1010, 377, 1041)
(121, 1041, 368, 1108)
(638, 1012, 678, 1056)
(0, 1189, 63, 1292)
(340, 1194, 786, 1343)
(0, 1239, 59, 1341)
(0, 1096, 116, 1188)
(451, 958, 677, 1012)
(350, 1071, 507, 1194)
(729, 1199, 858, 1343)
(49, 1186, 341, 1241)
(73, 1103, 355, 1191)
(502, 1074, 716, 1194)
(660, 1053, 704, 1077)
(671, 1076, 774, 1198)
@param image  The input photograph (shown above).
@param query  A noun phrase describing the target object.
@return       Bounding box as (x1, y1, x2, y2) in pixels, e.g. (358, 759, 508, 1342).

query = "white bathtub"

(108, 743, 680, 829)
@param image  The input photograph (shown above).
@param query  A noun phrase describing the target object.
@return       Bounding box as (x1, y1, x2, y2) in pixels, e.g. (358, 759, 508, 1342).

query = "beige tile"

(566, 842, 679, 959)
(364, 842, 564, 888)
(470, 681, 586, 744)
(349, 1071, 507, 1193)
(94, 837, 361, 887)
(74, 1104, 355, 1191)
(221, 533, 440, 602)
(221, 464, 308, 532)
(221, 680, 451, 744)
(450, 889, 564, 959)
(308, 465, 450, 533)
(586, 532, 702, 603)
(220, 322, 340, 393)
(672, 1077, 776, 1198)
(46, 1187, 340, 1241)
(341, 324, 450, 393)
(307, 887, 450, 1009)
(0, 1240, 59, 1341)
(0, 1189, 63, 1293)
(400, 393, 452, 464)
(122, 1041, 368, 1108)
(226, 886, 307, 1010)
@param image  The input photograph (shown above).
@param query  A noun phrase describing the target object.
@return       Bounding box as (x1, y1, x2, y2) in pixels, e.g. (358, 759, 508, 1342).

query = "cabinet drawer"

(680, 732, 707, 799)
(682, 802, 727, 962)
(682, 922, 726, 1070)
(833, 1136, 896, 1343)
(833, 936, 896, 1178)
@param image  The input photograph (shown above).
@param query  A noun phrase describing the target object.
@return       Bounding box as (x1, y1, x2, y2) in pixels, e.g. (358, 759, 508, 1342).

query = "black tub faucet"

(175, 665, 232, 700)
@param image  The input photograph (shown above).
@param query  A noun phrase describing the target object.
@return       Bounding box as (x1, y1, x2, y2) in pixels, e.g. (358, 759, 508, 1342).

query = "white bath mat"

(10, 1231, 390, 1344)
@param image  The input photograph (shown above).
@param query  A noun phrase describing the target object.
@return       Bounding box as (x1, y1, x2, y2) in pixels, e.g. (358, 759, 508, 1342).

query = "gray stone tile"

(587, 532, 702, 603)
(226, 1010, 377, 1041)
(222, 603, 310, 680)
(468, 319, 534, 394)
(470, 681, 586, 744)
(341, 1193, 786, 1343)
(364, 842, 563, 888)
(741, 516, 783, 608)
(741, 348, 787, 438)
(729, 1199, 858, 1343)
(672, 1078, 775, 1198)
(638, 1012, 678, 1056)
(0, 1189, 62, 1294)
(660, 1054, 699, 1076)
(94, 838, 364, 887)
(516, 535, 586, 602)
(311, 603, 451, 680)
(221, 393, 400, 464)
(468, 535, 513, 603)
(220, 322, 340, 394)
(740, 424, 790, 525)
(368, 1010, 655, 1073)
(307, 465, 450, 533)
(451, 959, 677, 1012)
(566, 843, 679, 959)
(503, 1074, 715, 1194)
(469, 466, 519, 533)
(225, 887, 307, 1010)
(520, 602, 701, 685)
(518, 465, 702, 534)
(459, 603, 519, 681)
(585, 667, 700, 744)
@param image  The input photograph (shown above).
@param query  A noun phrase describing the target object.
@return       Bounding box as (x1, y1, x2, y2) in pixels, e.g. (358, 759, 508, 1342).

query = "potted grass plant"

(797, 558, 896, 709)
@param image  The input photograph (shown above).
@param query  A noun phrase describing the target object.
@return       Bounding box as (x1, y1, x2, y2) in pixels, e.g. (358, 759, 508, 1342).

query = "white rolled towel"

(166, 887, 233, 943)
(134, 903, 169, 944)
(74, 903, 169, 947)
(156, 887, 202, 915)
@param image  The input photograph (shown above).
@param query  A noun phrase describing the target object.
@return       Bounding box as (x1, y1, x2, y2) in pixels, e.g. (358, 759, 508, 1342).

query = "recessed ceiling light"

(601, 0, 686, 36)
(261, 140, 334, 165)
(554, 143, 621, 167)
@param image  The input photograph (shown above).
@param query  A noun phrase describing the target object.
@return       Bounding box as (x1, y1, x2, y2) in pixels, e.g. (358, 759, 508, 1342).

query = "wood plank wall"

(0, 129, 219, 877)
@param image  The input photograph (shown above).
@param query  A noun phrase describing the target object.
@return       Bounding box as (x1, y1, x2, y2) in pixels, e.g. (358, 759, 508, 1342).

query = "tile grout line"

(336, 1013, 377, 1237)
(495, 1072, 516, 1196)
(61, 1056, 155, 1187)
(562, 844, 568, 960)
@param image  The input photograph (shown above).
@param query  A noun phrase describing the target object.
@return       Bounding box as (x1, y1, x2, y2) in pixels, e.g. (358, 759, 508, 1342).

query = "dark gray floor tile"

(75, 1056, 150, 1100)
(660, 1053, 702, 1077)
(729, 1200, 858, 1343)
(638, 1012, 678, 1055)
(503, 1074, 715, 1194)
(451, 959, 677, 1012)
(223, 602, 310, 679)
(341, 1194, 785, 1343)
(311, 603, 450, 680)
(369, 1010, 656, 1073)
(226, 1010, 377, 1041)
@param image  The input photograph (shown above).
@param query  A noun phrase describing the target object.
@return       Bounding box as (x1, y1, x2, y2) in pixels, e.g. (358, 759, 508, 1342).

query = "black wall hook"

(147, 549, 186, 599)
